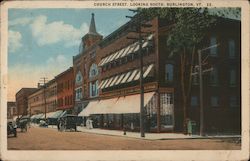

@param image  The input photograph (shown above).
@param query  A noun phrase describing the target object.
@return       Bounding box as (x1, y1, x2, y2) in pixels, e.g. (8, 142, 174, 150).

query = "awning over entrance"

(78, 92, 155, 116)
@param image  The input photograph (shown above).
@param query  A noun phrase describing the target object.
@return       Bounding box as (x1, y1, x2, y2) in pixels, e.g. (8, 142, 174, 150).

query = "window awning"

(99, 64, 154, 89)
(99, 34, 154, 67)
(78, 92, 155, 116)
(49, 110, 64, 118)
(46, 111, 57, 118)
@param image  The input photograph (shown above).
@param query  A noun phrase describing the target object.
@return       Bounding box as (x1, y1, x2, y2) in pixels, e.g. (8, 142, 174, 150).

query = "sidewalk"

(46, 125, 241, 140)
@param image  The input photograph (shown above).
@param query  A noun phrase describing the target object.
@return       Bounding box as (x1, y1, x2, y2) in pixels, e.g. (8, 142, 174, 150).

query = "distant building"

(16, 88, 37, 116)
(28, 87, 45, 115)
(28, 79, 57, 116)
(7, 102, 16, 119)
(55, 67, 74, 113)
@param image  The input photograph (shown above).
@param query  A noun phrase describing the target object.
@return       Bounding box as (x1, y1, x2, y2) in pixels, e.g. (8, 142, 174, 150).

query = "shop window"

(210, 36, 217, 56)
(211, 96, 219, 107)
(210, 67, 218, 85)
(229, 69, 237, 86)
(230, 96, 239, 107)
(229, 39, 236, 58)
(165, 64, 174, 83)
(191, 96, 198, 106)
(160, 93, 174, 127)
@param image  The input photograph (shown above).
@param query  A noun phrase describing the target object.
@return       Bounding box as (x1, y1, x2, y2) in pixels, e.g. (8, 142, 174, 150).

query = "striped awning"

(98, 34, 153, 67)
(99, 64, 154, 90)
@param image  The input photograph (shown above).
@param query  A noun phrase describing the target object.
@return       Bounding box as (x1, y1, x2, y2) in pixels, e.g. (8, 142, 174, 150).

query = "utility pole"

(40, 77, 48, 119)
(126, 9, 152, 137)
(192, 44, 219, 136)
(198, 50, 204, 136)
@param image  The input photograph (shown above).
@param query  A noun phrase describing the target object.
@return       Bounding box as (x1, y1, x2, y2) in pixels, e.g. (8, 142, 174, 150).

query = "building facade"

(45, 79, 57, 113)
(55, 67, 75, 113)
(7, 102, 17, 119)
(28, 87, 45, 115)
(16, 88, 37, 116)
(74, 14, 240, 134)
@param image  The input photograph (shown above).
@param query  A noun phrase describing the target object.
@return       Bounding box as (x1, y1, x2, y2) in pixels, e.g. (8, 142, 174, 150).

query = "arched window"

(89, 64, 98, 78)
(165, 64, 174, 83)
(75, 71, 83, 85)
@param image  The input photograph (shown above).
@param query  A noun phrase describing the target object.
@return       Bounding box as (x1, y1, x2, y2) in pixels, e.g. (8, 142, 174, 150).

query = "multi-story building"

(75, 13, 240, 134)
(73, 13, 103, 114)
(7, 102, 16, 119)
(45, 79, 57, 113)
(55, 67, 74, 113)
(28, 86, 45, 115)
(16, 88, 37, 116)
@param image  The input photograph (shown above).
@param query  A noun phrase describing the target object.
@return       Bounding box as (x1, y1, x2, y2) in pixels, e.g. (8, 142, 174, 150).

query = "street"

(8, 126, 241, 150)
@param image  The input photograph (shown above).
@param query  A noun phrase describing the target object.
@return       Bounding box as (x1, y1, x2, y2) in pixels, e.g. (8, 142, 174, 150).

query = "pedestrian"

(57, 118, 60, 131)
(89, 118, 93, 129)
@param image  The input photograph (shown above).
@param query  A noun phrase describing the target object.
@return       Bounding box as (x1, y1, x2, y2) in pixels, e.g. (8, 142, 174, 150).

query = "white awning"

(143, 64, 154, 78)
(78, 92, 155, 116)
(50, 110, 64, 118)
(99, 79, 109, 89)
(104, 77, 115, 88)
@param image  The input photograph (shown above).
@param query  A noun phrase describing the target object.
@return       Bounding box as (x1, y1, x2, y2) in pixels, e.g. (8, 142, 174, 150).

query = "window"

(229, 39, 236, 58)
(229, 69, 237, 86)
(75, 87, 82, 101)
(165, 64, 174, 83)
(210, 67, 218, 85)
(90, 80, 99, 97)
(89, 64, 98, 78)
(211, 96, 219, 107)
(191, 96, 198, 106)
(210, 36, 217, 56)
(75, 71, 83, 85)
(230, 96, 239, 107)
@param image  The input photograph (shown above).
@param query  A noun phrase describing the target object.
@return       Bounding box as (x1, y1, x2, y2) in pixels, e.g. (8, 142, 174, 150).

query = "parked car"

(7, 121, 17, 137)
(58, 114, 78, 132)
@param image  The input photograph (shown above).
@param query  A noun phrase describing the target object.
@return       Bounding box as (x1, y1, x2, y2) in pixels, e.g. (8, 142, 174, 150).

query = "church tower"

(79, 13, 103, 53)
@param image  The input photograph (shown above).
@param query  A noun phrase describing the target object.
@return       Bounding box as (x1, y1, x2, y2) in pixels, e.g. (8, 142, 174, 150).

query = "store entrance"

(160, 93, 174, 129)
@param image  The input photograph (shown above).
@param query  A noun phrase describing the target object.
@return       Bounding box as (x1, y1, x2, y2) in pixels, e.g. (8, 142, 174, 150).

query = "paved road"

(8, 126, 241, 150)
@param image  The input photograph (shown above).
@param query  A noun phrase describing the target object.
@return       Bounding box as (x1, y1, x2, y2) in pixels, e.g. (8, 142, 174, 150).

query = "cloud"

(8, 30, 23, 53)
(9, 17, 33, 26)
(8, 54, 72, 101)
(30, 15, 88, 47)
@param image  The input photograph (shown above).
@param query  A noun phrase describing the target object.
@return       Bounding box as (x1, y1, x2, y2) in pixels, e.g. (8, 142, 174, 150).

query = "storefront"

(78, 91, 174, 132)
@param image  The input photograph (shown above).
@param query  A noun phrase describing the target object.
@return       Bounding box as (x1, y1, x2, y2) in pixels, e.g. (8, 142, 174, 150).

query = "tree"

(140, 8, 240, 132)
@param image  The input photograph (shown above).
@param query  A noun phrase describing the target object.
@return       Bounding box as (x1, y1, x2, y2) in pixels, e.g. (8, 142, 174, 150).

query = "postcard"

(1, 0, 249, 161)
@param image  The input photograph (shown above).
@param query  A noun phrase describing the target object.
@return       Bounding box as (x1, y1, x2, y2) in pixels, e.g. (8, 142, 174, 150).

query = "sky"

(8, 9, 131, 101)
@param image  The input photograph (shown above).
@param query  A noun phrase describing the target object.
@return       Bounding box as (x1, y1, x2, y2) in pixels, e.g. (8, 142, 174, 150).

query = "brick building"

(16, 88, 37, 117)
(75, 13, 240, 134)
(55, 67, 74, 113)
(28, 79, 57, 117)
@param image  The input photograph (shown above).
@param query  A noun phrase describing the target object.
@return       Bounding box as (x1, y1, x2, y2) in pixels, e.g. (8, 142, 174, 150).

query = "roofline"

(55, 67, 73, 79)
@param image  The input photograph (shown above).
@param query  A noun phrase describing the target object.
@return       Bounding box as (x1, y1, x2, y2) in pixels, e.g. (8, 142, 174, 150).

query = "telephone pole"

(192, 44, 219, 136)
(126, 9, 152, 137)
(39, 77, 48, 119)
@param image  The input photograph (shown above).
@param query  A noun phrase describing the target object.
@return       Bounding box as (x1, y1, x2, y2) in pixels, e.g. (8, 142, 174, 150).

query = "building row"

(15, 12, 241, 134)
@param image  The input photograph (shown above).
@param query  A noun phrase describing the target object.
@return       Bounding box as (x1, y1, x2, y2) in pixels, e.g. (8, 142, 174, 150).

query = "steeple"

(88, 13, 100, 36)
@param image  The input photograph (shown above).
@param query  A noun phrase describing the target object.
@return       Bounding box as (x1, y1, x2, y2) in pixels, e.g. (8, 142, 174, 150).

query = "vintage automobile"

(7, 121, 17, 137)
(58, 114, 78, 132)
